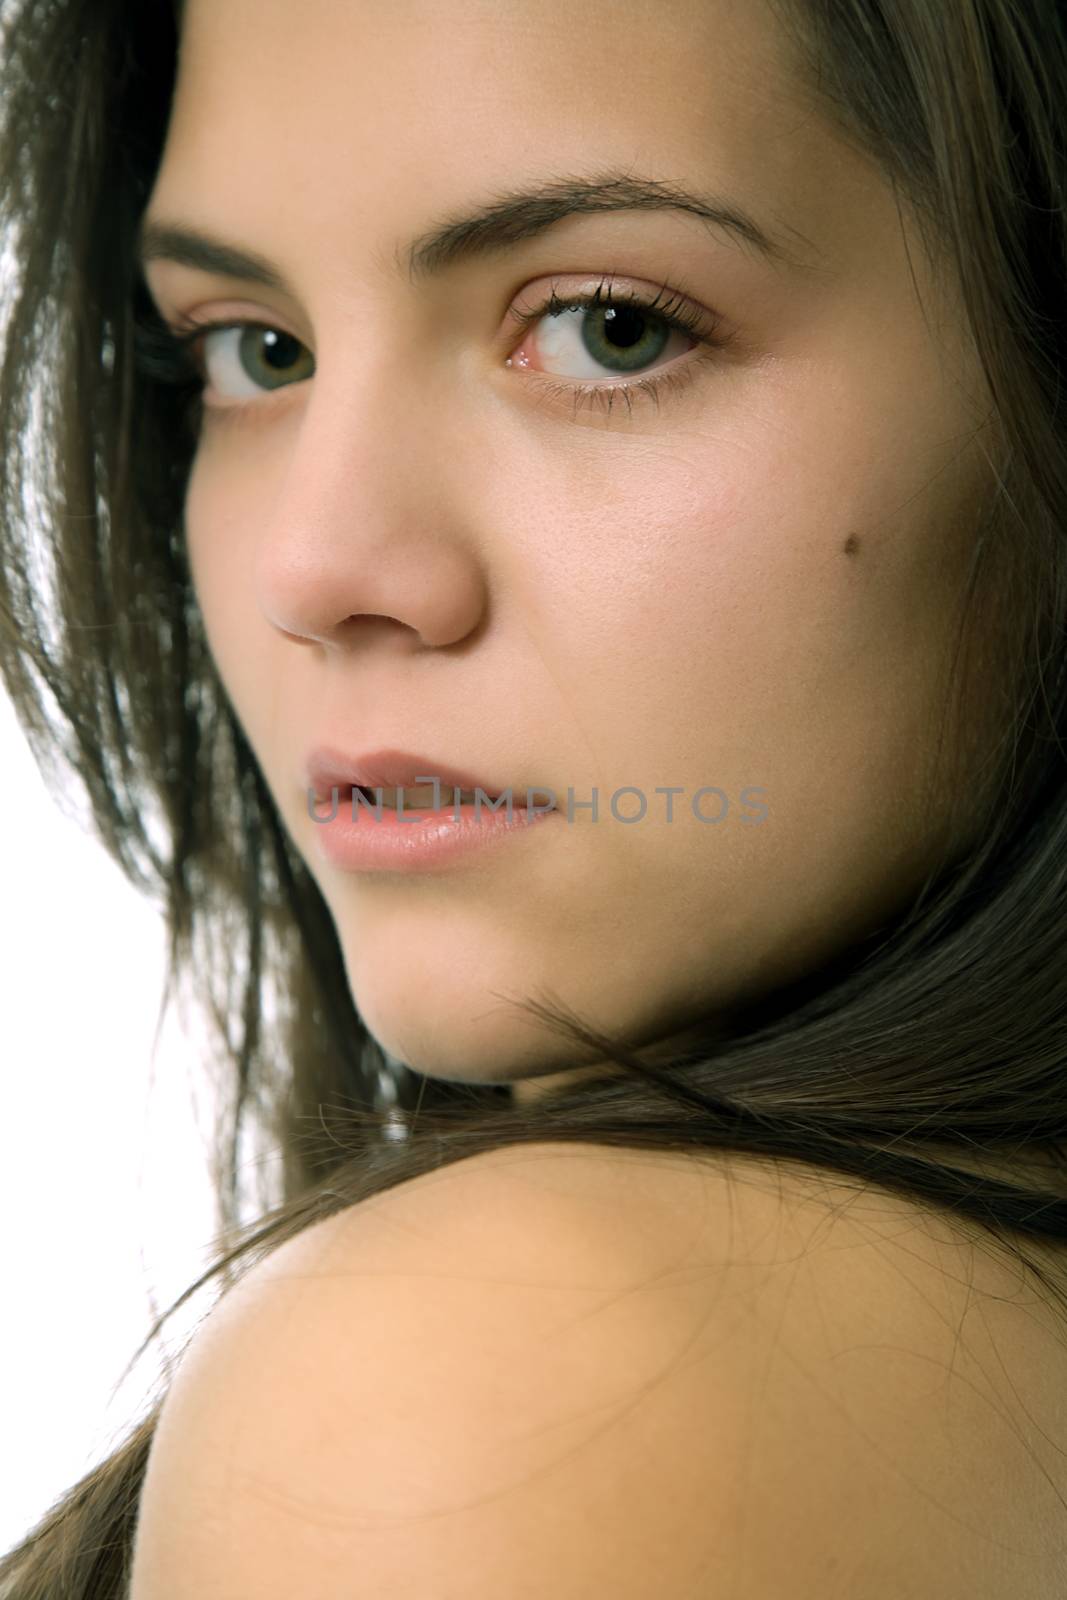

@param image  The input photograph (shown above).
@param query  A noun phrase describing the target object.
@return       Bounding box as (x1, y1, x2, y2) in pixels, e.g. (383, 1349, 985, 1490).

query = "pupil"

(261, 330, 300, 371)
(601, 307, 645, 350)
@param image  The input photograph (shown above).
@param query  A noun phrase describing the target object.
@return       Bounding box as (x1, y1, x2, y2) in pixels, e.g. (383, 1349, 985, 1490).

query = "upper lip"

(304, 745, 532, 803)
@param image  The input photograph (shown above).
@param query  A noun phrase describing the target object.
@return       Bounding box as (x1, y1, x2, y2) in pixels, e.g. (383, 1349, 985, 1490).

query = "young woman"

(2, 0, 1066, 1592)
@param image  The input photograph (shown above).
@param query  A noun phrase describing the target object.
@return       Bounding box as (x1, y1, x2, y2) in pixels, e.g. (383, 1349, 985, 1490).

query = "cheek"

(183, 442, 276, 710)
(501, 427, 842, 738)
(505, 363, 985, 805)
(505, 446, 743, 665)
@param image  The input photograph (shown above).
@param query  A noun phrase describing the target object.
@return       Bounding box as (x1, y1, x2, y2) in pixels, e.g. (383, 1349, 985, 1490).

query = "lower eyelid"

(522, 344, 720, 421)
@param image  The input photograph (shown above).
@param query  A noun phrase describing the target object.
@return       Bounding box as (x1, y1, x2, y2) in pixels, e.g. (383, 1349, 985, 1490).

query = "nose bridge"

(252, 346, 489, 650)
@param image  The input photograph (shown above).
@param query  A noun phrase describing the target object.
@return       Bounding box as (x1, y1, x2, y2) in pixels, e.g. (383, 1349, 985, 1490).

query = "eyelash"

(132, 275, 733, 425)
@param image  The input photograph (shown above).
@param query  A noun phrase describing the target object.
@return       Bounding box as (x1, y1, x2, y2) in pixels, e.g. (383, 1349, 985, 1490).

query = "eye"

(133, 315, 316, 411)
(192, 324, 315, 404)
(503, 276, 732, 418)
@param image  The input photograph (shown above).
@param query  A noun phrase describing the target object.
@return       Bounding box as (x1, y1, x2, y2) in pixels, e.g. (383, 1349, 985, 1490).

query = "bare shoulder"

(132, 1140, 1067, 1599)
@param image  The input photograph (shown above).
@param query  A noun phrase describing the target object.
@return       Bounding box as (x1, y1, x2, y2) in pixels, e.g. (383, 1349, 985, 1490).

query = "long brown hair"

(2, 0, 1067, 1590)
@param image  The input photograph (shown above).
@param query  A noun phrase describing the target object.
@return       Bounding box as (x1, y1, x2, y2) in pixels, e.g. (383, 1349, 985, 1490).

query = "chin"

(362, 1007, 576, 1086)
(335, 912, 589, 1085)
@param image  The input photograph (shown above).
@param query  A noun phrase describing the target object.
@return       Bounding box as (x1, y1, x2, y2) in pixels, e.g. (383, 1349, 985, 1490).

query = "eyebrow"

(137, 169, 819, 294)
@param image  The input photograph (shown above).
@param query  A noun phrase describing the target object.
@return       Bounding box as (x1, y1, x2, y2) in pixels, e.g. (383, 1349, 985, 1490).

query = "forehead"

(152, 0, 885, 287)
(171, 0, 798, 136)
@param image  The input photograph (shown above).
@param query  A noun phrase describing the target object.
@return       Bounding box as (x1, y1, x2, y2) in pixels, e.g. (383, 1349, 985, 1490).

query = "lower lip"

(308, 793, 560, 873)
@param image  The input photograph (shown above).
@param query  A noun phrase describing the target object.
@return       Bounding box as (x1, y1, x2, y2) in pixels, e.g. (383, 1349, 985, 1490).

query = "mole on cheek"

(843, 533, 861, 557)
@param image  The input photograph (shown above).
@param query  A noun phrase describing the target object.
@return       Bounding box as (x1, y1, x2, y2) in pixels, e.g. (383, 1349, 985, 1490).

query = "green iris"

(237, 328, 315, 389)
(579, 305, 670, 373)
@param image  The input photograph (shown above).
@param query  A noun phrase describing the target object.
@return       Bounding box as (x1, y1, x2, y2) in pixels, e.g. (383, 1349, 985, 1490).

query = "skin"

(142, 0, 999, 1099)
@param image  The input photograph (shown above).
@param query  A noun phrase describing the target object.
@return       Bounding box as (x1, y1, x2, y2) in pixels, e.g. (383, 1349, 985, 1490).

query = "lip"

(306, 789, 560, 874)
(300, 743, 562, 874)
(303, 744, 521, 805)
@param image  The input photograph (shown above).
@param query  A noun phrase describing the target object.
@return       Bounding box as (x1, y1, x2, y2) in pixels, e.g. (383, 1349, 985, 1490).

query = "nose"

(253, 384, 489, 653)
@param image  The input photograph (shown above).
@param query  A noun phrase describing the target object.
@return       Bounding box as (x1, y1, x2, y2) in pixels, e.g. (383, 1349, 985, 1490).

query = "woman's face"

(143, 0, 997, 1090)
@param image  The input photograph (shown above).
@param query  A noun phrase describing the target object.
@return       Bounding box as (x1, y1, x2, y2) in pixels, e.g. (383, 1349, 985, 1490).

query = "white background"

(0, 686, 222, 1556)
(0, 11, 235, 1560)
